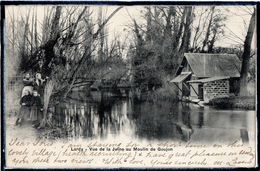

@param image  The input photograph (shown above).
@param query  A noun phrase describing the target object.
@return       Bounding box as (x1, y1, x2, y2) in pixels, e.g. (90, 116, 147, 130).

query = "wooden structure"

(170, 53, 241, 102)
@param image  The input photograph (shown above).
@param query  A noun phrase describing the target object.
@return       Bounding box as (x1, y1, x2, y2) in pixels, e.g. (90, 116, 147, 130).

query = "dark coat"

(18, 94, 33, 120)
(20, 94, 33, 106)
(30, 96, 43, 121)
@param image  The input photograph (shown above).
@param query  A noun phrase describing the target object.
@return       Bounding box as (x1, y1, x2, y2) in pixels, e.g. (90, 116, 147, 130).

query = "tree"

(179, 6, 193, 53)
(201, 6, 215, 52)
(7, 6, 123, 127)
(239, 8, 256, 96)
(191, 7, 227, 53)
(173, 7, 185, 51)
(40, 6, 63, 127)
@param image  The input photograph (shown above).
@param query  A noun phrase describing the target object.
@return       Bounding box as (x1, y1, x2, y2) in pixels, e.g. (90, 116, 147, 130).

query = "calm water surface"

(48, 90, 255, 143)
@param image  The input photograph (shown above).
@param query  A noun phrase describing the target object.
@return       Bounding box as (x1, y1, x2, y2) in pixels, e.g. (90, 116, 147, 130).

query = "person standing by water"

(15, 90, 33, 126)
(21, 73, 34, 97)
(33, 58, 48, 96)
(34, 72, 46, 97)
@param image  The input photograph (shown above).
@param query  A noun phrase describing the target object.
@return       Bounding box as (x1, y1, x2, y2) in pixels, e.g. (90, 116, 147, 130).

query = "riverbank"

(208, 96, 255, 110)
(146, 85, 178, 103)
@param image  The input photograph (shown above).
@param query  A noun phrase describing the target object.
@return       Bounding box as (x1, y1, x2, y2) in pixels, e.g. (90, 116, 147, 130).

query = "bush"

(146, 83, 178, 103)
(209, 96, 255, 110)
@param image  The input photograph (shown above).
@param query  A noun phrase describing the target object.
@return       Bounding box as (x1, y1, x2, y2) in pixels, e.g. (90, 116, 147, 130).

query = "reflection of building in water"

(132, 101, 184, 140)
(52, 94, 252, 143)
(177, 104, 215, 141)
(53, 93, 216, 142)
(182, 104, 192, 129)
(176, 103, 193, 141)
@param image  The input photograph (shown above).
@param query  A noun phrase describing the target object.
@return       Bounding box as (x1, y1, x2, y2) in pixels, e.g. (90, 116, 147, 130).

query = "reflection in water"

(198, 110, 204, 128)
(54, 91, 136, 139)
(52, 90, 253, 143)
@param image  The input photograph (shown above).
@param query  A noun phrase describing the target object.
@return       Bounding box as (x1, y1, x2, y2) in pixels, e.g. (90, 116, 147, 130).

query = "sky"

(5, 5, 256, 48)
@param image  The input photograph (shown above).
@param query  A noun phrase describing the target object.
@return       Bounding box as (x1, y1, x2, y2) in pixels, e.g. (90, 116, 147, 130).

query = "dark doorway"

(198, 84, 203, 100)
(182, 82, 190, 97)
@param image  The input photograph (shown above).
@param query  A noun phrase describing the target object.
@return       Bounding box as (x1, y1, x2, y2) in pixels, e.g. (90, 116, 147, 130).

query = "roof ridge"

(184, 53, 236, 56)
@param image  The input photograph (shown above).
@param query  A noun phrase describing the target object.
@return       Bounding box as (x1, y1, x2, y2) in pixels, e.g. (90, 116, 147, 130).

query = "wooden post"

(189, 83, 199, 96)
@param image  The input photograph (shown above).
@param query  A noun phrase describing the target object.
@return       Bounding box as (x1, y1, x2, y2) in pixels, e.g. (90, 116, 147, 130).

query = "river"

(48, 90, 255, 143)
(6, 90, 255, 144)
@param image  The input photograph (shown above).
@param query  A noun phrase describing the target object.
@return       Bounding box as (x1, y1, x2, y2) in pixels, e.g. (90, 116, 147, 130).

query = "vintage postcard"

(2, 3, 257, 169)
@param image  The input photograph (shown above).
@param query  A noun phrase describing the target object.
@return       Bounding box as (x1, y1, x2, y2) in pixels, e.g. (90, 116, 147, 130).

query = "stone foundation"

(203, 79, 229, 102)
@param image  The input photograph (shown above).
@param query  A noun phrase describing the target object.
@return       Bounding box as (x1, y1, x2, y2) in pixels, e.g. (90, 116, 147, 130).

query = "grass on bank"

(208, 96, 255, 110)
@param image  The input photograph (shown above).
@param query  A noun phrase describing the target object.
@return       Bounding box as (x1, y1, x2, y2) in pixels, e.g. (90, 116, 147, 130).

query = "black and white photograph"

(2, 3, 257, 168)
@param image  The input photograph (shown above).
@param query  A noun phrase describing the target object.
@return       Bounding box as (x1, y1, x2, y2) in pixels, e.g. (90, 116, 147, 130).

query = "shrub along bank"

(208, 96, 255, 110)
